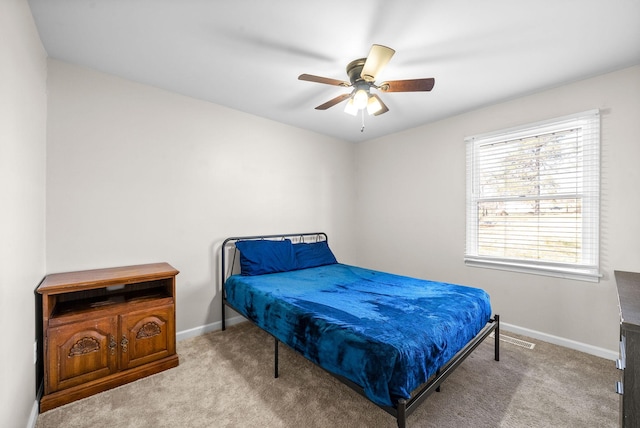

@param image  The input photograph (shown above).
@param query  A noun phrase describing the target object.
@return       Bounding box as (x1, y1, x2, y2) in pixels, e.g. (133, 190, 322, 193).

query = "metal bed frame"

(220, 232, 500, 428)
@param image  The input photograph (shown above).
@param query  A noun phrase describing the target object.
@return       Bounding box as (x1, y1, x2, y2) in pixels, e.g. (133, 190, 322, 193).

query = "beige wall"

(46, 62, 640, 359)
(355, 65, 640, 355)
(45, 60, 358, 335)
(0, 0, 47, 426)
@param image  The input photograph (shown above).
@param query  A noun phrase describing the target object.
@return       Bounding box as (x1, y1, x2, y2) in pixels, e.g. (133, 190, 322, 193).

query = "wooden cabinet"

(615, 271, 640, 428)
(37, 263, 179, 412)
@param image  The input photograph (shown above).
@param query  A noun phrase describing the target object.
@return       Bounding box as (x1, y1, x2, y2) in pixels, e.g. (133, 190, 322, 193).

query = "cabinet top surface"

(615, 270, 640, 328)
(37, 262, 179, 295)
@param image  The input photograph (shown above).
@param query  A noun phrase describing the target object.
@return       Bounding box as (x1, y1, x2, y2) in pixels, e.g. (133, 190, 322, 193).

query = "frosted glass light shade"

(367, 96, 382, 115)
(353, 89, 369, 109)
(344, 98, 358, 116)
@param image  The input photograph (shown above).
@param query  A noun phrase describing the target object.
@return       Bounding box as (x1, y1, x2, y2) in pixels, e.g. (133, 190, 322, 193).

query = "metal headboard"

(220, 232, 328, 330)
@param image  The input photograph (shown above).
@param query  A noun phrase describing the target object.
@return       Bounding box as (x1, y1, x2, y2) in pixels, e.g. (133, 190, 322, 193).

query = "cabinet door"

(46, 316, 118, 393)
(119, 303, 175, 370)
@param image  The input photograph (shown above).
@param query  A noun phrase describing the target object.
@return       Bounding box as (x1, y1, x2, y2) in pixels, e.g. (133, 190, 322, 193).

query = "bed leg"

(221, 291, 227, 331)
(274, 337, 279, 378)
(397, 399, 407, 428)
(494, 314, 500, 362)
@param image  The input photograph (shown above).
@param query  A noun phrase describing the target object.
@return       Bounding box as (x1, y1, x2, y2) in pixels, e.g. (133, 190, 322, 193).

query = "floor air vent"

(490, 332, 536, 350)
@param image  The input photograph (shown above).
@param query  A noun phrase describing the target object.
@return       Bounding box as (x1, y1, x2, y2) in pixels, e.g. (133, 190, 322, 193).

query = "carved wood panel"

(119, 304, 175, 370)
(47, 316, 118, 393)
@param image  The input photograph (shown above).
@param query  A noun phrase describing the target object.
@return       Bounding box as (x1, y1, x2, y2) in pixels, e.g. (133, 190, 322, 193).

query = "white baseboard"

(175, 317, 618, 361)
(500, 322, 618, 361)
(176, 315, 246, 342)
(27, 400, 38, 428)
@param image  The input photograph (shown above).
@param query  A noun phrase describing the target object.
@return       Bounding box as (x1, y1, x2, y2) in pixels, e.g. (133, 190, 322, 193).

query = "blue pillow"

(294, 241, 338, 270)
(235, 239, 297, 276)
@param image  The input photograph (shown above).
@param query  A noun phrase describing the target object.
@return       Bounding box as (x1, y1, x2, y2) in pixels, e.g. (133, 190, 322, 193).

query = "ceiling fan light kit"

(344, 98, 358, 116)
(352, 88, 369, 109)
(366, 95, 383, 115)
(298, 44, 435, 128)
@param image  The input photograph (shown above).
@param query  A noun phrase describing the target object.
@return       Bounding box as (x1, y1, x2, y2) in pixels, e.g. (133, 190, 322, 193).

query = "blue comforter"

(224, 263, 492, 406)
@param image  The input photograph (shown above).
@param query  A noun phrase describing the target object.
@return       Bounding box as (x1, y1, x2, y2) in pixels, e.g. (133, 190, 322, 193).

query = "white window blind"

(465, 110, 600, 282)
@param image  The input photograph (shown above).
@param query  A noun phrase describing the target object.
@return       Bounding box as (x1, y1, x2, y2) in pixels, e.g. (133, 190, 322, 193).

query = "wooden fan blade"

(379, 78, 435, 92)
(315, 93, 352, 110)
(361, 44, 395, 82)
(370, 94, 389, 116)
(299, 74, 350, 87)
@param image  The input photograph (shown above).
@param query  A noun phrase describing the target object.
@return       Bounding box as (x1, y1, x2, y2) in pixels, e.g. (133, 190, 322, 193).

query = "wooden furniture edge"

(39, 354, 179, 413)
(37, 262, 179, 295)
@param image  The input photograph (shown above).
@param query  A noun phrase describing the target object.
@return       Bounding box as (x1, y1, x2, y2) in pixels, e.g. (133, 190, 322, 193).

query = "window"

(465, 110, 600, 282)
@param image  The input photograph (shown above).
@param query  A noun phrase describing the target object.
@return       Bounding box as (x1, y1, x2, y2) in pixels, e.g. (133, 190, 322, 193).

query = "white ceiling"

(28, 0, 640, 143)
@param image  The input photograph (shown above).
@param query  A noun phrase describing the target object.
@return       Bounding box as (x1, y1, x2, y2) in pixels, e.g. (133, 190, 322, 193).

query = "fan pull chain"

(361, 109, 365, 132)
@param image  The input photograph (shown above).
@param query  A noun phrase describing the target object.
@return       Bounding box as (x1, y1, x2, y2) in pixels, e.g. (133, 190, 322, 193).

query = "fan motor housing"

(346, 59, 367, 84)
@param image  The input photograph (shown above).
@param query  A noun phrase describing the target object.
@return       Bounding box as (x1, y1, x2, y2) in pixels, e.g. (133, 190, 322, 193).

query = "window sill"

(464, 256, 601, 283)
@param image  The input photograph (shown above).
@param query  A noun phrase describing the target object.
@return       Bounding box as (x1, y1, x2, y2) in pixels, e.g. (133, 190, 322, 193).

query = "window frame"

(464, 110, 601, 282)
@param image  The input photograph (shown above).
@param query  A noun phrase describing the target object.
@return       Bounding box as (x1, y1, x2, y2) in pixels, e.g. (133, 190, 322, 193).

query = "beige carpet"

(36, 322, 619, 427)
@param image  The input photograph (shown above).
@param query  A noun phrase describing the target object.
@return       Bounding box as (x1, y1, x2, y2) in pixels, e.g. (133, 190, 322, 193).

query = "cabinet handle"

(121, 335, 129, 353)
(109, 336, 117, 356)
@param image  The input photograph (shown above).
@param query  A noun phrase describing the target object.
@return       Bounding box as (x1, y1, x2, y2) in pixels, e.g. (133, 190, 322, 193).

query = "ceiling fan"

(298, 44, 435, 117)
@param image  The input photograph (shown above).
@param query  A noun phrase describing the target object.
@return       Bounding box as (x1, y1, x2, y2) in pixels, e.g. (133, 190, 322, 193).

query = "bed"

(221, 233, 499, 428)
